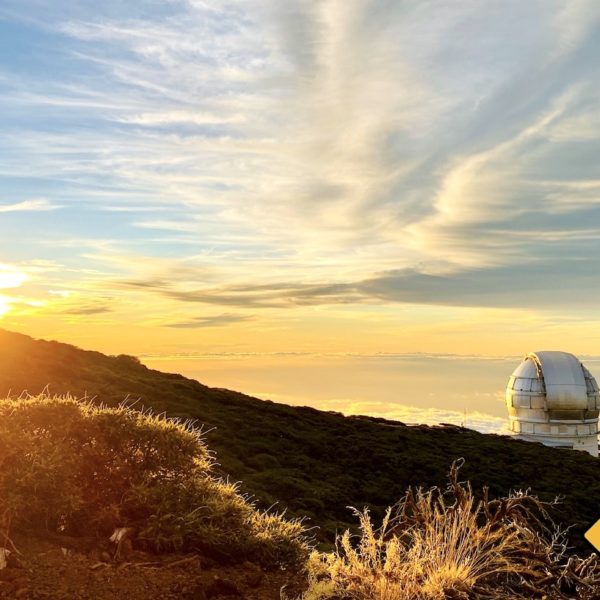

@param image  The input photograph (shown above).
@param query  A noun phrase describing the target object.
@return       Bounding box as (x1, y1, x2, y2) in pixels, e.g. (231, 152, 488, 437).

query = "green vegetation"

(0, 394, 308, 568)
(0, 329, 599, 555)
(298, 463, 600, 600)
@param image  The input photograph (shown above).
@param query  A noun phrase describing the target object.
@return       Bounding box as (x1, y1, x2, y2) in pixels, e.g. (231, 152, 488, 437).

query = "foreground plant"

(299, 461, 600, 600)
(0, 394, 309, 568)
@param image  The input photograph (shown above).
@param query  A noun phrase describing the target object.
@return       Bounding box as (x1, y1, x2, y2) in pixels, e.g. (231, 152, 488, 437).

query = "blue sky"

(0, 2, 600, 427)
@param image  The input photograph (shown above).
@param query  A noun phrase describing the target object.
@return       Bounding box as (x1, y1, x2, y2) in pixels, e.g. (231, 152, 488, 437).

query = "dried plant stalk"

(298, 461, 600, 600)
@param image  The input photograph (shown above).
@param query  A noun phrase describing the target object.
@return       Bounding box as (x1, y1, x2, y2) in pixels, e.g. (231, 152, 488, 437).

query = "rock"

(242, 561, 263, 587)
(100, 551, 112, 563)
(205, 576, 242, 598)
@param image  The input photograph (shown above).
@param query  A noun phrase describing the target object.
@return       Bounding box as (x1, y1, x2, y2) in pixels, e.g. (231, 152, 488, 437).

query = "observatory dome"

(506, 351, 599, 456)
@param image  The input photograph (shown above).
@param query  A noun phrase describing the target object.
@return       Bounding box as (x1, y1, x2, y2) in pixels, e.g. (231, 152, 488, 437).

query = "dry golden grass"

(297, 461, 600, 600)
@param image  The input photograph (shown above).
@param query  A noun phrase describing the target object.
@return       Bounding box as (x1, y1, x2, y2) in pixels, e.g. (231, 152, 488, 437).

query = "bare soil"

(0, 536, 305, 600)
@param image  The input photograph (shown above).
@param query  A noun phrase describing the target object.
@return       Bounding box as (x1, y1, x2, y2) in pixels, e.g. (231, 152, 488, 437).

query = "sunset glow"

(0, 265, 26, 290)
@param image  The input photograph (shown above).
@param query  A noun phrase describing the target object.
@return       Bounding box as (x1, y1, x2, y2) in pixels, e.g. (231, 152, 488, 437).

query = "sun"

(0, 266, 27, 318)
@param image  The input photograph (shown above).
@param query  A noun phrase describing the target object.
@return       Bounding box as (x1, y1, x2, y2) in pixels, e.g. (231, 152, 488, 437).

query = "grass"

(1, 329, 599, 555)
(297, 462, 600, 600)
(0, 352, 599, 597)
(0, 393, 309, 569)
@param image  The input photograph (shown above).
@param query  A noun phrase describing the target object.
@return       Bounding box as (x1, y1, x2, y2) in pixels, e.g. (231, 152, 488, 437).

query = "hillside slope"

(0, 329, 598, 552)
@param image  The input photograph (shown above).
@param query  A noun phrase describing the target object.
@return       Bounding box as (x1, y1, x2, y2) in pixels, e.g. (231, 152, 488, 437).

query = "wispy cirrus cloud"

(0, 199, 60, 213)
(0, 0, 599, 347)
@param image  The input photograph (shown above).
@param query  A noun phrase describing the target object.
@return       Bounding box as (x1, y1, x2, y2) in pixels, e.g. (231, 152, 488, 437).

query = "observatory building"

(506, 351, 599, 456)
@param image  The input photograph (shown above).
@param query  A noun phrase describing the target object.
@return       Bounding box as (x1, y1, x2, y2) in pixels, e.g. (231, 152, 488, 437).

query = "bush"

(298, 462, 600, 600)
(0, 394, 309, 568)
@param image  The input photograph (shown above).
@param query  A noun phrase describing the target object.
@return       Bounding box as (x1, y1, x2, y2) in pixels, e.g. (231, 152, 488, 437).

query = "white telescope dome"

(506, 351, 599, 456)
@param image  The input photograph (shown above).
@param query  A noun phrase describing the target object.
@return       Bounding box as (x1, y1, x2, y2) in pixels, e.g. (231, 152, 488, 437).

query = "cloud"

(0, 199, 61, 213)
(164, 313, 253, 328)
(138, 350, 521, 361)
(50, 297, 115, 316)
(59, 304, 113, 315)
(116, 273, 360, 308)
(0, 264, 27, 289)
(119, 110, 246, 127)
(0, 0, 599, 324)
(231, 389, 509, 435)
(114, 256, 600, 311)
(323, 399, 509, 436)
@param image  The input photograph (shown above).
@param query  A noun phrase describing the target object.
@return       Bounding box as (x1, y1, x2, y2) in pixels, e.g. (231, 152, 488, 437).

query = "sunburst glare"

(0, 296, 11, 318)
(0, 265, 26, 290)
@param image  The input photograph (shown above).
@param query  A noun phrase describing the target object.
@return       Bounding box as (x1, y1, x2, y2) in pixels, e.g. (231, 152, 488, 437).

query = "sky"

(0, 1, 599, 430)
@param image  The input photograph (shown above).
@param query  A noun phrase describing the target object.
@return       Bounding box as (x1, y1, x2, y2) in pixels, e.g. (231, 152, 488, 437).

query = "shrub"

(0, 394, 309, 568)
(298, 462, 600, 600)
